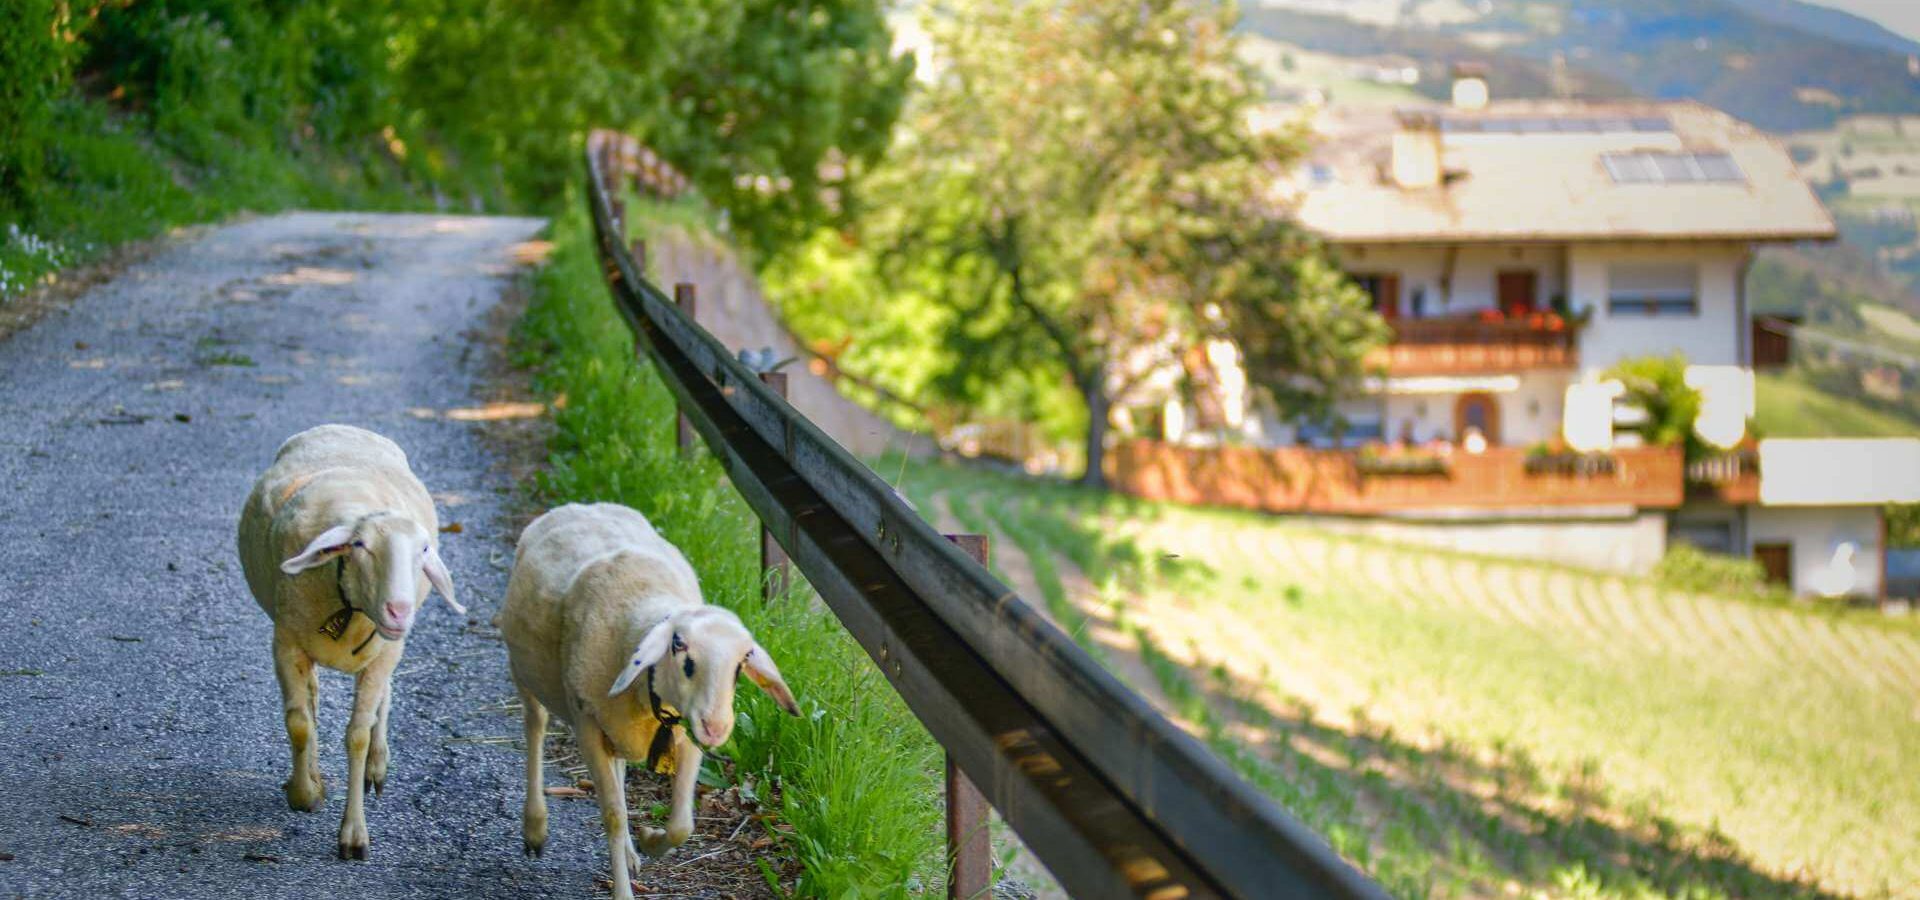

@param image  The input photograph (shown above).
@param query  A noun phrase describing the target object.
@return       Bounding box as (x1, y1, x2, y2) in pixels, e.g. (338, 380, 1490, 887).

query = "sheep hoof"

(366, 776, 384, 797)
(284, 778, 326, 813)
(523, 840, 544, 858)
(338, 841, 368, 861)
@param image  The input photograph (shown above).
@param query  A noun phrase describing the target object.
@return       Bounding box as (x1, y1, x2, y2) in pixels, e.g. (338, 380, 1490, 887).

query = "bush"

(1655, 544, 1776, 599)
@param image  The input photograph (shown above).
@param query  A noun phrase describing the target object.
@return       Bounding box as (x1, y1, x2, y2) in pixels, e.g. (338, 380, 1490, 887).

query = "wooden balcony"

(1107, 440, 1686, 515)
(1369, 317, 1578, 376)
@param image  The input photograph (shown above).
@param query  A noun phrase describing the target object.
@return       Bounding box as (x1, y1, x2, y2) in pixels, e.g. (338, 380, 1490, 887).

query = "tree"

(1606, 354, 1705, 458)
(870, 0, 1381, 485)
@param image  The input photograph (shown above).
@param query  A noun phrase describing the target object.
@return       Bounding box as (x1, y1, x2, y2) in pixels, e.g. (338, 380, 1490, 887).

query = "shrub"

(1655, 544, 1775, 599)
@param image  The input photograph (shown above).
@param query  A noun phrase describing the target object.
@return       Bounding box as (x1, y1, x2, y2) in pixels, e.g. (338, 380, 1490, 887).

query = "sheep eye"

(682, 656, 695, 678)
(350, 540, 367, 550)
(670, 633, 686, 654)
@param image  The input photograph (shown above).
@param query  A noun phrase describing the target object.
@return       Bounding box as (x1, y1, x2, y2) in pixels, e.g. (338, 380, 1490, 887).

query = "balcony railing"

(1369, 316, 1579, 376)
(1107, 440, 1685, 515)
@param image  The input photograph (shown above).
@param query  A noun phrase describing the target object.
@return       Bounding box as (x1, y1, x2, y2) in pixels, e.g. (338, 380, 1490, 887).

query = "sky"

(1803, 0, 1920, 44)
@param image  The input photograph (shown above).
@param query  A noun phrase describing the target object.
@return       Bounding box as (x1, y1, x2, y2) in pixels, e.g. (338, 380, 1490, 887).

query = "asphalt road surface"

(0, 212, 623, 898)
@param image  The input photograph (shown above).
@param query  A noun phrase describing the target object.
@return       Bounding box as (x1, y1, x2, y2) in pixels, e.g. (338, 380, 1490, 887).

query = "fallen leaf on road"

(543, 786, 590, 799)
(174, 413, 191, 423)
(109, 635, 143, 643)
(58, 814, 93, 828)
(242, 852, 279, 863)
(440, 522, 464, 534)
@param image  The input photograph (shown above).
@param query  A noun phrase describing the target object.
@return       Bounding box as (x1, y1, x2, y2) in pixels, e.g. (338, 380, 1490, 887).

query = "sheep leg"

(338, 659, 392, 860)
(366, 682, 392, 795)
(638, 733, 700, 857)
(273, 631, 326, 813)
(578, 719, 635, 900)
(518, 684, 549, 857)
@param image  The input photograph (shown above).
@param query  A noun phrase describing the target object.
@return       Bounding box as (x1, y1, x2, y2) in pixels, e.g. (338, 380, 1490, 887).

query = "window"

(1602, 152, 1744, 184)
(1607, 263, 1698, 317)
(1350, 273, 1400, 320)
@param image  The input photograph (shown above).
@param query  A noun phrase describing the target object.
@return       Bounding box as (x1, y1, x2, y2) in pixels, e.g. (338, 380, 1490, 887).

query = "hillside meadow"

(899, 459, 1920, 899)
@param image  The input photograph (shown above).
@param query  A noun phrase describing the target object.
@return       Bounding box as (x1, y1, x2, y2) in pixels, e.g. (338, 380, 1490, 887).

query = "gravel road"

(0, 212, 620, 898)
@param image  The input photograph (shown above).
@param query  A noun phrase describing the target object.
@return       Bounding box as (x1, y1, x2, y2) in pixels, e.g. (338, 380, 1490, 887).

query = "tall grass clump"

(515, 197, 941, 895)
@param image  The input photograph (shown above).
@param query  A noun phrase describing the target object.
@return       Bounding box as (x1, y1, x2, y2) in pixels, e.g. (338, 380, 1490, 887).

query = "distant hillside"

(1241, 0, 1920, 131)
(1721, 0, 1920, 57)
(1237, 8, 1636, 104)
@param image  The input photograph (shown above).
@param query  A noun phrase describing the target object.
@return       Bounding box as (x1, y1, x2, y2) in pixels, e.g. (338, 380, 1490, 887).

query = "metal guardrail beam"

(584, 134, 1388, 900)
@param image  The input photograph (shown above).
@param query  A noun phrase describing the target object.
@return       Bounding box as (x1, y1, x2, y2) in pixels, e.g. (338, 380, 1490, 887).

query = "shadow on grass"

(897, 456, 1846, 900)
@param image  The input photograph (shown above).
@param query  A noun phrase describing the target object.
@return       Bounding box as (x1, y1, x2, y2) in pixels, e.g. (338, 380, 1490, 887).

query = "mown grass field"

(897, 459, 1920, 899)
(1755, 370, 1920, 438)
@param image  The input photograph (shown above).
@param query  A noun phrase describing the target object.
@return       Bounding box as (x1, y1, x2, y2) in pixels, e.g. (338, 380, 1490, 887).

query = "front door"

(1498, 270, 1538, 316)
(1455, 392, 1500, 445)
(1755, 543, 1793, 587)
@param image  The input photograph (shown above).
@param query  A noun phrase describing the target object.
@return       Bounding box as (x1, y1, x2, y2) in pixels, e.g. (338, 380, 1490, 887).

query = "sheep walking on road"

(237, 424, 463, 859)
(497, 503, 798, 900)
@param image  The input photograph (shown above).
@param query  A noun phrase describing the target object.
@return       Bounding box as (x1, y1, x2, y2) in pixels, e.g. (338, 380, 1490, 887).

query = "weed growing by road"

(515, 197, 941, 896)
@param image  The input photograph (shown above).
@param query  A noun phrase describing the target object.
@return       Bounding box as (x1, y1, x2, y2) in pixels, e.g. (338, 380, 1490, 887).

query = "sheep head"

(607, 606, 798, 748)
(280, 512, 463, 639)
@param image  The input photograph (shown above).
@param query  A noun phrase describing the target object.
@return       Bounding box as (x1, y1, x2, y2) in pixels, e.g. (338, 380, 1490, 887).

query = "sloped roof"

(1289, 100, 1837, 244)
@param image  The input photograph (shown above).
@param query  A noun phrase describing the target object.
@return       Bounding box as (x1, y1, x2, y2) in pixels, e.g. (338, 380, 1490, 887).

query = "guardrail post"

(629, 239, 646, 280)
(760, 370, 791, 600)
(943, 533, 992, 900)
(673, 282, 698, 457)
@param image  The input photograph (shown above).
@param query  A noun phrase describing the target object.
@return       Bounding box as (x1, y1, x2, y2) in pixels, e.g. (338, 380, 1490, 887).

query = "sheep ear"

(281, 524, 356, 575)
(608, 620, 674, 697)
(423, 544, 464, 614)
(744, 642, 800, 716)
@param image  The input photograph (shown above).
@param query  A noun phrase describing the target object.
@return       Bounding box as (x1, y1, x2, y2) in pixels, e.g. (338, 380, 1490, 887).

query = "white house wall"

(1380, 369, 1570, 445)
(1747, 505, 1885, 599)
(1333, 243, 1568, 316)
(1568, 241, 1749, 373)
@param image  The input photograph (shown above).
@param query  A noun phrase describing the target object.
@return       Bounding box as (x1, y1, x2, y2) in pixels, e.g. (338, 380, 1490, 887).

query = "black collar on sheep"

(644, 664, 683, 774)
(318, 556, 379, 655)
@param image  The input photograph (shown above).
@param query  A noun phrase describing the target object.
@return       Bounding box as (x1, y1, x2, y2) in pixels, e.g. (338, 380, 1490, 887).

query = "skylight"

(1602, 151, 1744, 184)
(1441, 116, 1671, 135)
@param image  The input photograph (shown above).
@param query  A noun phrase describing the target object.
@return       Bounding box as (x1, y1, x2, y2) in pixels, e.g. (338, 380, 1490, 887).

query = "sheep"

(237, 424, 463, 860)
(496, 502, 798, 900)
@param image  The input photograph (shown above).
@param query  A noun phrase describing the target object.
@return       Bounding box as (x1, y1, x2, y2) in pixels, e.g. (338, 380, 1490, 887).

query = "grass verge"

(512, 193, 941, 896)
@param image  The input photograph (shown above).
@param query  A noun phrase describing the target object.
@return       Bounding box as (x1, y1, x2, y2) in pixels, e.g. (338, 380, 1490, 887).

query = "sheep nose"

(383, 601, 412, 626)
(698, 716, 731, 746)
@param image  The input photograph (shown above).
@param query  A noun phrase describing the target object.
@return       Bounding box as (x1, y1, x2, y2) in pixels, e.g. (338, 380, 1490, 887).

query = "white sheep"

(237, 424, 463, 859)
(496, 502, 797, 900)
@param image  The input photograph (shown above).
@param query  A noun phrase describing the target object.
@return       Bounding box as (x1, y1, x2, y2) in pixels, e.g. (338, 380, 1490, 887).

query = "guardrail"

(583, 133, 1387, 899)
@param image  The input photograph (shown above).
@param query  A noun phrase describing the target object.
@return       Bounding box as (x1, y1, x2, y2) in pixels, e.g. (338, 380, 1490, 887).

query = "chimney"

(1391, 110, 1442, 190)
(1451, 62, 1490, 110)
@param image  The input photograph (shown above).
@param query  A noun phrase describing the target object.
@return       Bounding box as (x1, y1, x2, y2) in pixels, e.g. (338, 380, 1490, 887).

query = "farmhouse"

(1117, 76, 1920, 600)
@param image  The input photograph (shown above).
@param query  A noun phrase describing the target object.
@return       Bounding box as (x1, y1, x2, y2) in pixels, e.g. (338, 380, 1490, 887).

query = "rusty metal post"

(943, 532, 992, 900)
(760, 371, 792, 600)
(628, 239, 646, 282)
(674, 283, 698, 457)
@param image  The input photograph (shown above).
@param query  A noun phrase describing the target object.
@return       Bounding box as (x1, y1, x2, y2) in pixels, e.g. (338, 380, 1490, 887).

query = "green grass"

(1755, 370, 1920, 438)
(895, 458, 1918, 898)
(514, 195, 942, 897)
(1, 96, 427, 299)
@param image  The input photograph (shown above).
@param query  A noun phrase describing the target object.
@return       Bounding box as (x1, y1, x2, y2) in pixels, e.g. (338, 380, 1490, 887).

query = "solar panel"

(1439, 115, 1673, 135)
(1602, 151, 1744, 184)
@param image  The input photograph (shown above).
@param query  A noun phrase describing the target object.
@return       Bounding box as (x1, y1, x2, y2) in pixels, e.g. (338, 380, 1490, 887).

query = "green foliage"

(0, 0, 68, 217)
(2, 0, 908, 298)
(1654, 544, 1779, 601)
(517, 200, 942, 895)
(1606, 354, 1705, 458)
(1888, 504, 1920, 549)
(777, 0, 1379, 482)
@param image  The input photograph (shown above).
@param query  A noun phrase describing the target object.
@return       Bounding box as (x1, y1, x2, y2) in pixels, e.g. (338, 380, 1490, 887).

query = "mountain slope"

(1722, 0, 1920, 56)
